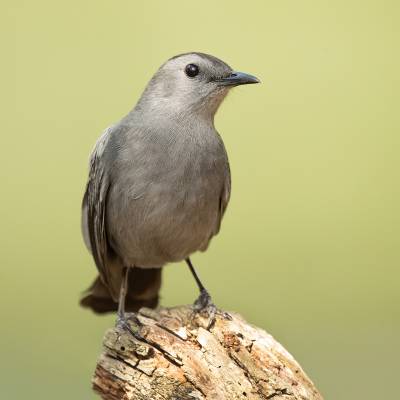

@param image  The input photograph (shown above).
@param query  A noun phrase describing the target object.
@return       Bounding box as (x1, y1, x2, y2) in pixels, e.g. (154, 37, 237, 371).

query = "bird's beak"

(215, 71, 260, 86)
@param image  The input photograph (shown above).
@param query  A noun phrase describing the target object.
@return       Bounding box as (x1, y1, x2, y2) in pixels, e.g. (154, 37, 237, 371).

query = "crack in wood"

(266, 388, 290, 399)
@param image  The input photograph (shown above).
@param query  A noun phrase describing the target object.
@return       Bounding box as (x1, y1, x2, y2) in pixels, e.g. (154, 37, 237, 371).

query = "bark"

(93, 306, 323, 400)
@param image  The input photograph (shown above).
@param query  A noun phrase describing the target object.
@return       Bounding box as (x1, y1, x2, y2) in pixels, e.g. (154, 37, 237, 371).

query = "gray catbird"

(80, 52, 259, 323)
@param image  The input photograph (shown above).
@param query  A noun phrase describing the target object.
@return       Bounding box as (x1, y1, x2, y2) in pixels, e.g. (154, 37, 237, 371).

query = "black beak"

(215, 71, 260, 86)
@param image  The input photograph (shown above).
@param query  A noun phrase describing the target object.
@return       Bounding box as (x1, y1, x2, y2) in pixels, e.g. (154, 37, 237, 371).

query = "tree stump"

(93, 306, 323, 399)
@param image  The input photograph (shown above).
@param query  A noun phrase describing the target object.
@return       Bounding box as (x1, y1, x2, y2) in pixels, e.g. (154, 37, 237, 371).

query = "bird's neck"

(127, 99, 218, 129)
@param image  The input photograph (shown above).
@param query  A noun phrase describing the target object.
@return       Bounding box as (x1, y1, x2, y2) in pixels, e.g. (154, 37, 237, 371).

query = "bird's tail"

(80, 267, 162, 314)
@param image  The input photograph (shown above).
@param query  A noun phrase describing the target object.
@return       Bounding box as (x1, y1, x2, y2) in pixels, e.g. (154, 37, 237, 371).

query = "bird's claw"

(192, 289, 218, 330)
(194, 289, 214, 310)
(116, 312, 143, 340)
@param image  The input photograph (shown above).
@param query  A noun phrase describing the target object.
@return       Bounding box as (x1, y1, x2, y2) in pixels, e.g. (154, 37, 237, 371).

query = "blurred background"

(3, 1, 399, 398)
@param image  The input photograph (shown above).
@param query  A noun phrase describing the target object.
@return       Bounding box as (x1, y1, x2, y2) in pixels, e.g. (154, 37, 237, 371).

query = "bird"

(80, 52, 259, 327)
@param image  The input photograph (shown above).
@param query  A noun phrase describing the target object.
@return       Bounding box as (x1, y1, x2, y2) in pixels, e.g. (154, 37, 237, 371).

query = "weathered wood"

(93, 306, 323, 400)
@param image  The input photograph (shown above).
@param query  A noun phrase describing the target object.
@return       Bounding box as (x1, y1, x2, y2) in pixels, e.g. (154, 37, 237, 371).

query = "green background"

(3, 1, 399, 398)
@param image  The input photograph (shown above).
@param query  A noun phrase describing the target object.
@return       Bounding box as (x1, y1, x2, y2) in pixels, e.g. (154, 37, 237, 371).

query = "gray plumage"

(80, 52, 258, 313)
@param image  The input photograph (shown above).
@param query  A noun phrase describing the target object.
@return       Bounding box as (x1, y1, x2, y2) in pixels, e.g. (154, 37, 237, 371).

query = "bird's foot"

(194, 288, 214, 310)
(116, 312, 143, 340)
(192, 289, 219, 330)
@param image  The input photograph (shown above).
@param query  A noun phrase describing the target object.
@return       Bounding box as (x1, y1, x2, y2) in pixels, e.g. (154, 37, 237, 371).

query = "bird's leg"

(186, 258, 217, 328)
(116, 267, 142, 338)
(117, 266, 129, 317)
(186, 258, 214, 309)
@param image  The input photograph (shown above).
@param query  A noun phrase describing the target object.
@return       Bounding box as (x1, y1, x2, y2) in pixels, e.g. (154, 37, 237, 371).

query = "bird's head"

(135, 52, 259, 120)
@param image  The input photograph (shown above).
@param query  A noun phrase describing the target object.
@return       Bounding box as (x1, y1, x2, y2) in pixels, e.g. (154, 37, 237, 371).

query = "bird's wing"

(81, 128, 115, 293)
(216, 162, 231, 234)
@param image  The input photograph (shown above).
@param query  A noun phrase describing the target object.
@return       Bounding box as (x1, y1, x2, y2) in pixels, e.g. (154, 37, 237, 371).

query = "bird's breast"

(107, 127, 229, 267)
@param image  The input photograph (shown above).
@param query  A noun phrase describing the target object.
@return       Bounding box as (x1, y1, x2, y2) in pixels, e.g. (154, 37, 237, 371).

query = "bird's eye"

(185, 64, 199, 78)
